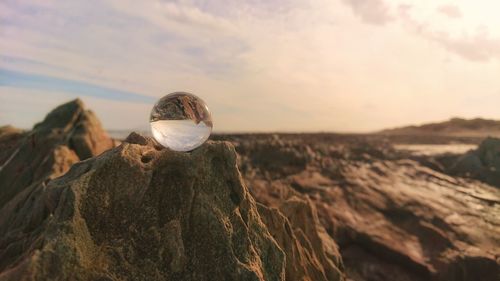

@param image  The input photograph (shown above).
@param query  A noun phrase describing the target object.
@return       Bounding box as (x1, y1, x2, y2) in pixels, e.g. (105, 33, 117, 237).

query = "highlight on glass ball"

(149, 92, 213, 152)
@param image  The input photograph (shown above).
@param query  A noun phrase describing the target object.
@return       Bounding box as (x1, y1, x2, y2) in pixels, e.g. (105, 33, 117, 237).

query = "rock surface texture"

(223, 134, 500, 281)
(258, 196, 344, 281)
(0, 134, 287, 280)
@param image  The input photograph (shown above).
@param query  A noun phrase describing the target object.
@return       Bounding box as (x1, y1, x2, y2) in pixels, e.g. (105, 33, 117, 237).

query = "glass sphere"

(150, 92, 213, 151)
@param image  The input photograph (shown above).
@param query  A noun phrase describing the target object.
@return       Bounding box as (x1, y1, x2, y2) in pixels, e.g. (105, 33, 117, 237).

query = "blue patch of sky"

(0, 55, 71, 73)
(0, 68, 155, 103)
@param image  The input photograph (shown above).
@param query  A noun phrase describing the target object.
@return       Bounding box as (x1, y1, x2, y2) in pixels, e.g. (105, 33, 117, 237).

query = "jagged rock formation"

(0, 101, 347, 281)
(225, 134, 500, 281)
(0, 130, 347, 280)
(449, 137, 500, 188)
(0, 99, 114, 209)
(0, 135, 286, 281)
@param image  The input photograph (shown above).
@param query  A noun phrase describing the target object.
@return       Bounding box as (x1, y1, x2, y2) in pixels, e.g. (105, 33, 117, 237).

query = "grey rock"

(451, 137, 500, 187)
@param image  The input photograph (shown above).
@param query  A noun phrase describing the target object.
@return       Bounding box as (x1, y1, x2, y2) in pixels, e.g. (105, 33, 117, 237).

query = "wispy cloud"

(1, 0, 500, 131)
(342, 0, 393, 25)
(437, 4, 462, 19)
(423, 30, 500, 62)
(396, 2, 500, 62)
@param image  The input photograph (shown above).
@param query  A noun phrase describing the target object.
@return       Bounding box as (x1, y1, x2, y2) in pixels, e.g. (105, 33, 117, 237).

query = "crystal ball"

(150, 92, 213, 151)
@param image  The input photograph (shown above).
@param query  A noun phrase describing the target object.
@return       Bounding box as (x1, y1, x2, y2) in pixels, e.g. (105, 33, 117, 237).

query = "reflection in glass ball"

(150, 92, 213, 151)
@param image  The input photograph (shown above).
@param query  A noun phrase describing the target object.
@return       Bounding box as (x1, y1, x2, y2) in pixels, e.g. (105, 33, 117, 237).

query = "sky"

(1, 0, 500, 132)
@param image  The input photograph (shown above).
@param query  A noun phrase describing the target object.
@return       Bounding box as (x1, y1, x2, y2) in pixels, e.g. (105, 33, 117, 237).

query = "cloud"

(341, 1, 500, 63)
(342, 0, 393, 25)
(0, 0, 249, 89)
(1, 0, 500, 132)
(397, 5, 500, 62)
(423, 30, 500, 62)
(1, 0, 328, 131)
(437, 4, 462, 19)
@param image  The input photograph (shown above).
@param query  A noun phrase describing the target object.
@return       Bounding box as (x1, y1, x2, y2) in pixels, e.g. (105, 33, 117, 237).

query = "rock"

(0, 99, 114, 209)
(257, 196, 345, 281)
(0, 126, 25, 166)
(476, 138, 500, 168)
(279, 197, 344, 278)
(124, 131, 161, 149)
(69, 108, 115, 159)
(0, 136, 286, 281)
(31, 98, 114, 160)
(450, 137, 500, 187)
(328, 160, 500, 281)
(226, 134, 500, 281)
(6, 100, 497, 280)
(236, 136, 317, 180)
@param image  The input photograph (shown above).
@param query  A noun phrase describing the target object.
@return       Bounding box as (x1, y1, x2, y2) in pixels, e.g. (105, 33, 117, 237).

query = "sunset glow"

(1, 0, 499, 132)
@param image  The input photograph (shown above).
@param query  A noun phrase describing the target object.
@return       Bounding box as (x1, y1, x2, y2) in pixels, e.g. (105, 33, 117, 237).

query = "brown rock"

(258, 196, 345, 281)
(124, 131, 162, 149)
(0, 137, 286, 281)
(69, 108, 114, 159)
(227, 134, 500, 281)
(0, 99, 113, 209)
(279, 197, 344, 280)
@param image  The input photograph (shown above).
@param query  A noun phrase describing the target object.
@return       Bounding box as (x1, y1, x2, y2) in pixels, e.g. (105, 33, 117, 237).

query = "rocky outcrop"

(449, 137, 500, 188)
(0, 135, 287, 280)
(0, 102, 347, 281)
(227, 134, 500, 281)
(0, 99, 114, 209)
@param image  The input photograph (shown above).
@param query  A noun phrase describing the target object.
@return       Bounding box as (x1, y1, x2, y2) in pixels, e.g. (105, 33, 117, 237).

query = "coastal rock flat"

(0, 135, 287, 281)
(223, 134, 500, 281)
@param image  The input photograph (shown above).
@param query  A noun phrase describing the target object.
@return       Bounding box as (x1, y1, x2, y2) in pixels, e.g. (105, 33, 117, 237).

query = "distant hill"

(380, 118, 500, 137)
